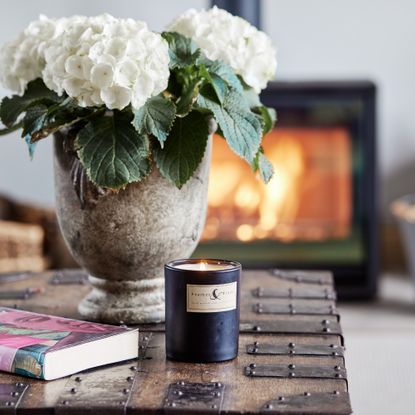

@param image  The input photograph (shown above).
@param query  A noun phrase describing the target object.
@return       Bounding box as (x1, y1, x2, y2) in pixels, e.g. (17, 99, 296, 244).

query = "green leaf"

(22, 104, 49, 138)
(162, 31, 201, 69)
(0, 122, 23, 136)
(176, 78, 201, 116)
(254, 151, 274, 183)
(132, 95, 176, 147)
(154, 111, 210, 188)
(204, 59, 243, 93)
(0, 78, 61, 127)
(253, 106, 277, 134)
(197, 86, 262, 163)
(76, 110, 151, 190)
(24, 134, 37, 160)
(198, 65, 227, 104)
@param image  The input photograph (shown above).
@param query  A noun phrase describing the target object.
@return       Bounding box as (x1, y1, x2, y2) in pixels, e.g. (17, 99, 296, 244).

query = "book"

(0, 307, 138, 380)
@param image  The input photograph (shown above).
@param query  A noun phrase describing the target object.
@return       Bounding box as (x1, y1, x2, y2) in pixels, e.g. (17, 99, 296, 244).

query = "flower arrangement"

(0, 8, 277, 191)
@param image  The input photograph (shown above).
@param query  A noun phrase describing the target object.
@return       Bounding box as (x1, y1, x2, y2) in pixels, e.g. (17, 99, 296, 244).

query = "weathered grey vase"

(54, 134, 211, 324)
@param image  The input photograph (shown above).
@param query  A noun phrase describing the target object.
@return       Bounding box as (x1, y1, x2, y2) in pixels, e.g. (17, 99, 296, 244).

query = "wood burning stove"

(194, 81, 378, 299)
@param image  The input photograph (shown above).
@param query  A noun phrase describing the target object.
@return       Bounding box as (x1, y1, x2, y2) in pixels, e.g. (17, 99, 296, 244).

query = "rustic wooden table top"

(0, 269, 352, 414)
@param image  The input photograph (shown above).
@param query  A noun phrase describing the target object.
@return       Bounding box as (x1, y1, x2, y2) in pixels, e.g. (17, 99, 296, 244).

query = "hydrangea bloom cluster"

(0, 15, 66, 95)
(167, 6, 277, 92)
(0, 14, 170, 110)
(42, 14, 170, 110)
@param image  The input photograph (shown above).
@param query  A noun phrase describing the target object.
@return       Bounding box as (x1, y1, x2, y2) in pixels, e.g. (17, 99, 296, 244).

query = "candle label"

(186, 282, 237, 313)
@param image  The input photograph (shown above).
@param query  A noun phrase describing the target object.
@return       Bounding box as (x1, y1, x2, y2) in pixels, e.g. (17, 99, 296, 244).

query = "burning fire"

(203, 128, 352, 242)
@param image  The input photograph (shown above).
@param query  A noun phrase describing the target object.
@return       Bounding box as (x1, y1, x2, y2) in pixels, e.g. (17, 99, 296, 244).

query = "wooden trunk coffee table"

(0, 269, 352, 414)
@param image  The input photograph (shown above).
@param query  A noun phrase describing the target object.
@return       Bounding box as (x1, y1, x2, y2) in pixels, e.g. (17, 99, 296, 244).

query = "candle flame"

(200, 261, 208, 270)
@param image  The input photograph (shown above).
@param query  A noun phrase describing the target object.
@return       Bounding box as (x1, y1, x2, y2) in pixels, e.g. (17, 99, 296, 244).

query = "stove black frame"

(257, 81, 378, 299)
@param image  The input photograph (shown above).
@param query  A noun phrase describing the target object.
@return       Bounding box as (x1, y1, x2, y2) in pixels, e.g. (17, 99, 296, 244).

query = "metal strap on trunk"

(261, 391, 352, 414)
(164, 381, 225, 414)
(240, 318, 343, 342)
(55, 333, 150, 415)
(252, 286, 336, 300)
(0, 382, 29, 415)
(246, 342, 344, 358)
(49, 269, 89, 285)
(271, 269, 334, 285)
(253, 303, 339, 318)
(245, 363, 347, 380)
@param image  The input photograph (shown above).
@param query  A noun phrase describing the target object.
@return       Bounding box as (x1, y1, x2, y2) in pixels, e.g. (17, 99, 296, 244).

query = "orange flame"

(203, 128, 352, 242)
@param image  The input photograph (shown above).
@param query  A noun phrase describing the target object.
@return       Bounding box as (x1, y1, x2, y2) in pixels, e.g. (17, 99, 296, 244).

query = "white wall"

(0, 0, 206, 206)
(263, 0, 415, 217)
(0, 0, 414, 217)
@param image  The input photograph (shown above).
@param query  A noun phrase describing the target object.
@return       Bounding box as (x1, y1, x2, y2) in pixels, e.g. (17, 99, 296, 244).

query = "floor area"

(339, 274, 415, 415)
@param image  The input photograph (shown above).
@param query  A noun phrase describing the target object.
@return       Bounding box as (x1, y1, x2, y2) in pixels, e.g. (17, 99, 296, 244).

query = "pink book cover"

(0, 307, 133, 379)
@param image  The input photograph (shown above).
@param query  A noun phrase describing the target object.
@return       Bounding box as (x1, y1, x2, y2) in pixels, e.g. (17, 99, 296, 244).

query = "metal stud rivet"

(252, 347, 258, 353)
(253, 341, 259, 346)
(214, 391, 221, 397)
(304, 392, 311, 397)
(250, 363, 257, 369)
(214, 382, 222, 388)
(288, 364, 296, 369)
(62, 400, 69, 405)
(334, 365, 341, 371)
(70, 388, 77, 394)
(323, 327, 331, 333)
(334, 390, 340, 395)
(212, 404, 218, 409)
(322, 319, 330, 325)
(75, 376, 82, 382)
(123, 388, 130, 394)
(288, 342, 295, 348)
(16, 382, 24, 387)
(127, 376, 133, 382)
(5, 402, 14, 407)
(288, 372, 295, 377)
(265, 403, 273, 409)
(143, 336, 149, 341)
(278, 396, 285, 401)
(289, 350, 296, 355)
(178, 381, 185, 386)
(253, 325, 261, 331)
(130, 366, 137, 371)
(169, 402, 176, 407)
(10, 391, 19, 397)
(335, 373, 342, 378)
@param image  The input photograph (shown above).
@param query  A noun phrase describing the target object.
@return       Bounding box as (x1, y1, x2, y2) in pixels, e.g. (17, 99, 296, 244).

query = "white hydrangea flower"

(0, 15, 67, 95)
(42, 14, 170, 110)
(167, 6, 277, 92)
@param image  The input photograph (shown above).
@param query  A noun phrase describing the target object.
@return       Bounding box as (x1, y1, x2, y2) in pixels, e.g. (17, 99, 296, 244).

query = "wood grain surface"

(0, 269, 352, 414)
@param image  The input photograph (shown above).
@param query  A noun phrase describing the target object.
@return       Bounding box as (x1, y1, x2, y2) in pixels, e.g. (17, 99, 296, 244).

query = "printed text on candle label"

(186, 282, 237, 313)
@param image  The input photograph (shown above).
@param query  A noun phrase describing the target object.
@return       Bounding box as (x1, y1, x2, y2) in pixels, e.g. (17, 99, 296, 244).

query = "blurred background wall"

(0, 0, 415, 220)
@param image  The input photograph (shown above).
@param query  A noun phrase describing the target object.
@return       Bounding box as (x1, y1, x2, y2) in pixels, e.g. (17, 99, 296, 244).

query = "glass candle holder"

(164, 259, 241, 362)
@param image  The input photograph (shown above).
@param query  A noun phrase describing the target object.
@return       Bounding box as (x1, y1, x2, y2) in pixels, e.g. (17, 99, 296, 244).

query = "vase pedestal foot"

(78, 275, 165, 324)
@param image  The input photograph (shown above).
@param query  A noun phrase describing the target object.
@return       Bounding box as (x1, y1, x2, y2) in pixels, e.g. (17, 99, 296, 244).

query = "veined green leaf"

(197, 86, 262, 163)
(0, 78, 62, 127)
(132, 95, 176, 147)
(253, 105, 277, 134)
(162, 31, 201, 69)
(154, 111, 210, 188)
(76, 110, 151, 190)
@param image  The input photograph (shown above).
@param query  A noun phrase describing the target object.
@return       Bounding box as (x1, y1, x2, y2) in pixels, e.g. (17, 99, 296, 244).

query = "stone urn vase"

(53, 132, 211, 324)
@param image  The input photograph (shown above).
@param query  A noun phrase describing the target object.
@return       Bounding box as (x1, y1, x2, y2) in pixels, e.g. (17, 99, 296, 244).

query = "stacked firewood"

(0, 195, 77, 272)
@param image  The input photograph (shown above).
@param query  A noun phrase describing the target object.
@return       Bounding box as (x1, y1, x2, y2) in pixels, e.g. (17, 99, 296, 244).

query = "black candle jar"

(165, 259, 241, 362)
